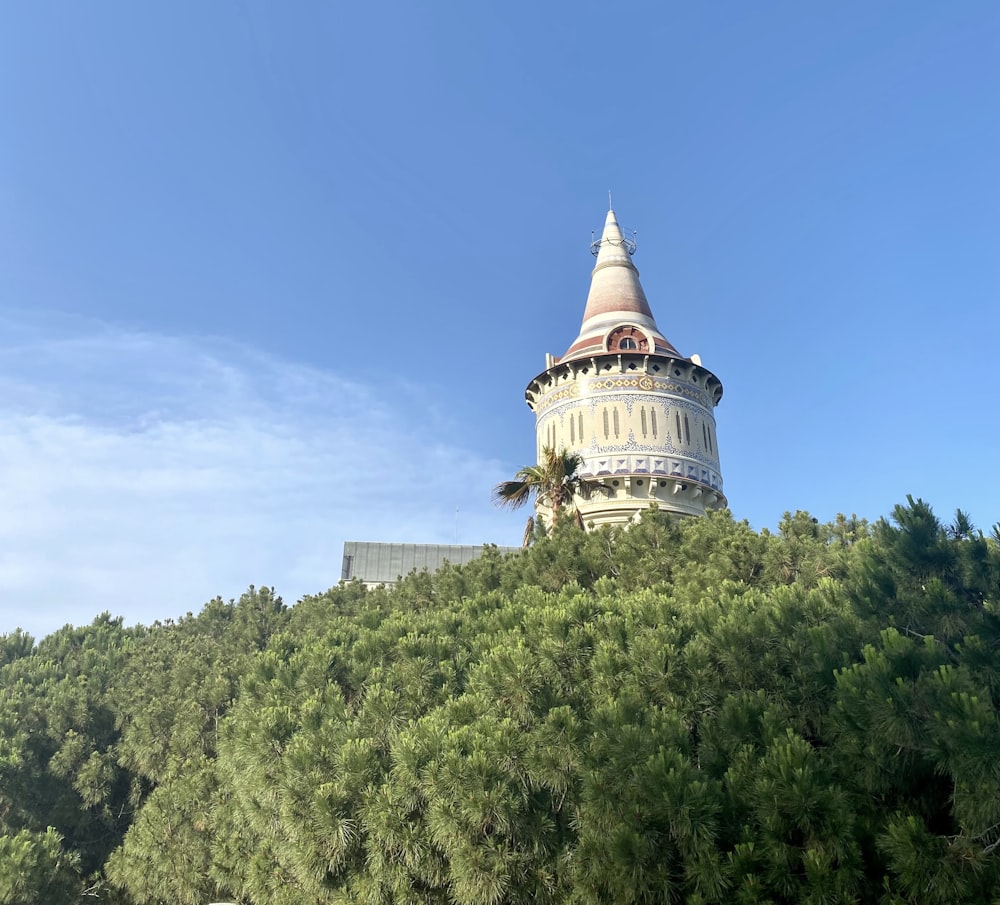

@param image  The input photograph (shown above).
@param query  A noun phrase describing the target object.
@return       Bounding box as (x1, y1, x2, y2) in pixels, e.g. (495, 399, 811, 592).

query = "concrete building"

(525, 208, 726, 527)
(341, 542, 520, 588)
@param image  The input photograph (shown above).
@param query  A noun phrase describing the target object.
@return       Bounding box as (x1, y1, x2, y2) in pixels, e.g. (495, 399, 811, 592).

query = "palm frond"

(492, 480, 533, 510)
(493, 446, 588, 518)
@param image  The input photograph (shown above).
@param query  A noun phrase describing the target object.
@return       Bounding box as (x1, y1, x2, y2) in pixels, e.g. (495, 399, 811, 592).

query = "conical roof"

(560, 209, 679, 362)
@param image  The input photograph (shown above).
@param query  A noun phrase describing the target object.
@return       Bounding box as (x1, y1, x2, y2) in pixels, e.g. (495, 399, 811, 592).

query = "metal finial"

(608, 189, 613, 210)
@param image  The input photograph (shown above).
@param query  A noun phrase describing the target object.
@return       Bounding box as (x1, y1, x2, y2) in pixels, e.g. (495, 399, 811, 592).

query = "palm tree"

(492, 446, 587, 543)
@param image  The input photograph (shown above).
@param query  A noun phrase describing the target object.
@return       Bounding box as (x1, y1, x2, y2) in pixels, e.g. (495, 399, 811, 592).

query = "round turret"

(525, 209, 726, 527)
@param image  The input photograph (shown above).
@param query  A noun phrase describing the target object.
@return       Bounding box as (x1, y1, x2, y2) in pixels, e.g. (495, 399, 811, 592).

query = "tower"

(525, 208, 726, 527)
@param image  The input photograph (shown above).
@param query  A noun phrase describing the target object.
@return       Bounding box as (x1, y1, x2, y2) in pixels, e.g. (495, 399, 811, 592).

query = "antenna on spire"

(608, 189, 613, 211)
(591, 208, 638, 256)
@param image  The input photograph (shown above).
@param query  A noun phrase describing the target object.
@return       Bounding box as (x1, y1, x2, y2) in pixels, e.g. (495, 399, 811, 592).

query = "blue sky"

(2, 2, 998, 638)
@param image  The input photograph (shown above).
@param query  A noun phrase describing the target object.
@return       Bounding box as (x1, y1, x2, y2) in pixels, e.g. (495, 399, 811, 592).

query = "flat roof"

(341, 542, 521, 585)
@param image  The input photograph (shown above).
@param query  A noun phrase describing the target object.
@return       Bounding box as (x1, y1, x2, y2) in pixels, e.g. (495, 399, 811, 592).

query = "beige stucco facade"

(526, 209, 726, 528)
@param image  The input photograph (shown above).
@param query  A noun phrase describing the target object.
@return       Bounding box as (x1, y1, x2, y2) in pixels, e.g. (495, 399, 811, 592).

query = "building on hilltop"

(525, 207, 726, 528)
(341, 542, 520, 588)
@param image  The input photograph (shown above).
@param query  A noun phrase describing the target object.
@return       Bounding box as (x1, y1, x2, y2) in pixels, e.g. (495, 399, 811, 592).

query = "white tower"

(525, 208, 726, 527)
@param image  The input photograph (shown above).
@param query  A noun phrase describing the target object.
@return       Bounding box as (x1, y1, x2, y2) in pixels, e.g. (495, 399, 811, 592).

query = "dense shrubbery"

(2, 499, 1000, 904)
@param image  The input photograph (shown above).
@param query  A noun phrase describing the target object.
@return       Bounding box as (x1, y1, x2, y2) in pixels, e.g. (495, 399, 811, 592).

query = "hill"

(2, 500, 999, 904)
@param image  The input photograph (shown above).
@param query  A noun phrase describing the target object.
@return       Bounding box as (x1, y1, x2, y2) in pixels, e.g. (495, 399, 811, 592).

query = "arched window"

(619, 337, 638, 350)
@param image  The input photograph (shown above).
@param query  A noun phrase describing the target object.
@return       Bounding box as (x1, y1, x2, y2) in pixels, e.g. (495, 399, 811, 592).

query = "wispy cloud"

(0, 312, 523, 640)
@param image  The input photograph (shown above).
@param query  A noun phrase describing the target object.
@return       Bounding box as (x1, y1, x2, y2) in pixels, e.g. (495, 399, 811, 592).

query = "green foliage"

(0, 613, 135, 898)
(105, 756, 222, 905)
(0, 828, 80, 905)
(2, 499, 999, 903)
(104, 587, 287, 902)
(0, 630, 34, 669)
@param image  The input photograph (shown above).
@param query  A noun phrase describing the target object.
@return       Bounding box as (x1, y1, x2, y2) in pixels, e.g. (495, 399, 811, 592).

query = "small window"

(619, 337, 638, 350)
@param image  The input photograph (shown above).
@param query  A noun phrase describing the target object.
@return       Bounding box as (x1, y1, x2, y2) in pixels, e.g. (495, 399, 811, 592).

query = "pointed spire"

(560, 208, 679, 362)
(588, 209, 648, 310)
